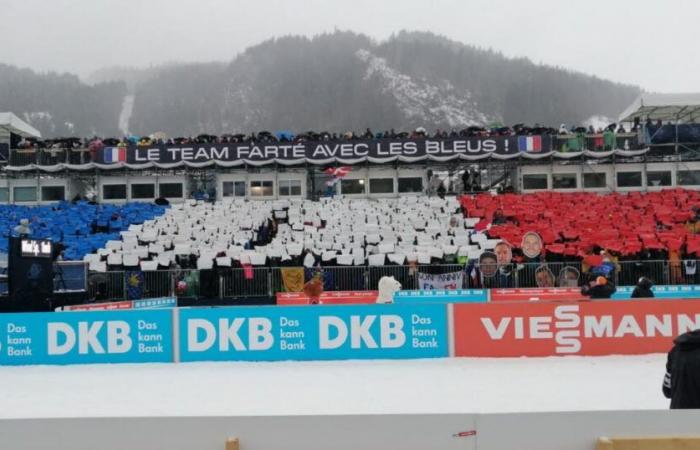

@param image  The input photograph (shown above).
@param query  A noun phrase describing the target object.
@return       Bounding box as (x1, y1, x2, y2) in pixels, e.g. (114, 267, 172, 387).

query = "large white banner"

(417, 271, 464, 290)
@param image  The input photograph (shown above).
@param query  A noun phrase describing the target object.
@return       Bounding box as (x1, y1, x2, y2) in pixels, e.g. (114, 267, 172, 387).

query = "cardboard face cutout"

(479, 251, 498, 278)
(535, 264, 556, 287)
(494, 242, 513, 267)
(521, 232, 543, 259)
(558, 266, 581, 287)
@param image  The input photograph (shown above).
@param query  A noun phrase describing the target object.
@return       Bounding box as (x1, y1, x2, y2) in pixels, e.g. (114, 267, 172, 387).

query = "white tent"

(0, 112, 42, 138)
(619, 93, 700, 123)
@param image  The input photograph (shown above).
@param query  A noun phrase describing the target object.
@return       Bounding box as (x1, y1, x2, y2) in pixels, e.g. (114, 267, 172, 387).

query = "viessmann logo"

(481, 304, 700, 354)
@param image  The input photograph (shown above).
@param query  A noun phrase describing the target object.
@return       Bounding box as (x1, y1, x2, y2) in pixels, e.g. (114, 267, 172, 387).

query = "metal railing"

(550, 133, 641, 153)
(80, 259, 694, 302)
(8, 148, 93, 166)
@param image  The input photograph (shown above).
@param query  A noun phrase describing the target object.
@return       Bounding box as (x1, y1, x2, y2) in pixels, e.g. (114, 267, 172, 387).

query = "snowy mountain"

(356, 49, 495, 127)
(0, 31, 641, 138)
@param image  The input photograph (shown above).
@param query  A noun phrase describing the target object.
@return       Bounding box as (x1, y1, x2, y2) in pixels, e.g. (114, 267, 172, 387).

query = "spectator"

(581, 276, 615, 299)
(631, 277, 654, 298)
(663, 329, 700, 409)
(436, 182, 446, 199)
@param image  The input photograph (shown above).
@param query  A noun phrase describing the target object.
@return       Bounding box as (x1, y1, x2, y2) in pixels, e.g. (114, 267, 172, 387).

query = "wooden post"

(596, 437, 613, 450)
(597, 436, 700, 450)
(225, 437, 239, 450)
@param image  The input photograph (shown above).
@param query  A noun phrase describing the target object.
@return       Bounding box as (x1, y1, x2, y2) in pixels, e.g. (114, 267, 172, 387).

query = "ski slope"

(0, 354, 669, 419)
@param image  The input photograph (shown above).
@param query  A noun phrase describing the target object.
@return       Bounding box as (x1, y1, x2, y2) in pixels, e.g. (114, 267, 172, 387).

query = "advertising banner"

(98, 136, 550, 165)
(417, 271, 464, 290)
(393, 289, 488, 304)
(276, 291, 378, 305)
(491, 288, 587, 302)
(453, 299, 700, 357)
(612, 285, 700, 300)
(490, 286, 700, 302)
(0, 309, 173, 365)
(179, 304, 448, 362)
(58, 297, 177, 311)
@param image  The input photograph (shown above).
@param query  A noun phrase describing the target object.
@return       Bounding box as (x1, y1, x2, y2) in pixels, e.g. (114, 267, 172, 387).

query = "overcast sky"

(2, 0, 697, 93)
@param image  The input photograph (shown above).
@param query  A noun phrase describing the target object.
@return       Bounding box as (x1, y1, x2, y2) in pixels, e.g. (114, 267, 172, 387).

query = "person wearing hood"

(581, 276, 616, 299)
(631, 277, 654, 298)
(663, 330, 700, 409)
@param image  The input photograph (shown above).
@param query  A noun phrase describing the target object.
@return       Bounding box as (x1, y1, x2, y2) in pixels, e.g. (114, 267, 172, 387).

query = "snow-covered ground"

(0, 354, 669, 419)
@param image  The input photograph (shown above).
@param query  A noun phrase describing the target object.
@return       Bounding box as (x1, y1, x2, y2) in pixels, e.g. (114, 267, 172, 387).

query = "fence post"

(219, 272, 225, 299)
(267, 268, 273, 298)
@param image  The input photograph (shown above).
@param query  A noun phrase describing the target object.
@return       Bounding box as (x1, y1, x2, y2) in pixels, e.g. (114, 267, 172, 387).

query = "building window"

(369, 178, 394, 194)
(13, 186, 37, 202)
(131, 183, 155, 199)
(398, 177, 423, 193)
(522, 174, 548, 190)
(159, 183, 183, 198)
(617, 172, 642, 188)
(646, 171, 672, 187)
(103, 184, 127, 200)
(341, 179, 365, 194)
(279, 179, 302, 196)
(552, 173, 577, 189)
(583, 173, 607, 188)
(41, 186, 65, 201)
(250, 180, 273, 197)
(223, 181, 246, 197)
(678, 170, 700, 186)
(0, 188, 8, 202)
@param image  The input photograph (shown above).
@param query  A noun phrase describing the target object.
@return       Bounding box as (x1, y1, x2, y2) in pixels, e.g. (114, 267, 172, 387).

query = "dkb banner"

(99, 136, 551, 165)
(179, 303, 448, 362)
(0, 309, 173, 365)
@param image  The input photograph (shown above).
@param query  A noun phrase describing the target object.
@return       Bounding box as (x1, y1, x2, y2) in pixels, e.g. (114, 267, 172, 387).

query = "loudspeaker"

(8, 237, 54, 311)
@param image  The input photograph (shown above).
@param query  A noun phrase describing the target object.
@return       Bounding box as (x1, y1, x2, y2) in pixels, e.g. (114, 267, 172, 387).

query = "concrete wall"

(2, 410, 699, 450)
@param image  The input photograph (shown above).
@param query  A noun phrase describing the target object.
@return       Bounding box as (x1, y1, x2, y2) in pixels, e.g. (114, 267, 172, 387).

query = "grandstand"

(2, 84, 700, 450)
(1, 94, 700, 307)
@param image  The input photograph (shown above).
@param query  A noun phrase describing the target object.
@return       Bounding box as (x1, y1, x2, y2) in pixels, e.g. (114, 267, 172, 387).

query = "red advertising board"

(454, 299, 700, 357)
(59, 300, 134, 311)
(491, 288, 588, 302)
(276, 291, 378, 305)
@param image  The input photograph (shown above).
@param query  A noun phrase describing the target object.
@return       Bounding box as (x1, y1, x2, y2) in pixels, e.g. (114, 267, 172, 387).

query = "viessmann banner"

(99, 136, 551, 165)
(453, 299, 700, 357)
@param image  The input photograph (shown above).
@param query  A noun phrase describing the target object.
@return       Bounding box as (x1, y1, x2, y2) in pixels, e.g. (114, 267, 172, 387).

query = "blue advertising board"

(612, 285, 700, 300)
(179, 304, 448, 362)
(0, 309, 173, 365)
(393, 289, 488, 304)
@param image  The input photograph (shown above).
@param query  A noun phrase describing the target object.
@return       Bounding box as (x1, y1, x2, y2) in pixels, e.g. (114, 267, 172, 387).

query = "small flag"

(324, 166, 352, 177)
(324, 166, 352, 186)
(103, 146, 127, 163)
(518, 136, 542, 152)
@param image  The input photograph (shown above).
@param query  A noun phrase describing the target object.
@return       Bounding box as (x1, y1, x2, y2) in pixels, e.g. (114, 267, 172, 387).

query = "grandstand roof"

(619, 92, 700, 123)
(0, 112, 41, 138)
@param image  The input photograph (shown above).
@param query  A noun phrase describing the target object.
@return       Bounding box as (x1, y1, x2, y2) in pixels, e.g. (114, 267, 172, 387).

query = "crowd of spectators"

(12, 122, 638, 152)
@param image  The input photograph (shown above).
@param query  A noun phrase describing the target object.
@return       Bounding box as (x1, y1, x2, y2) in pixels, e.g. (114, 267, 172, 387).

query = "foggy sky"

(1, 0, 697, 93)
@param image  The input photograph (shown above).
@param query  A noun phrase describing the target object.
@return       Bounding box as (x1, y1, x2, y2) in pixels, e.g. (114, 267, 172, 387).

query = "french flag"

(103, 147, 127, 163)
(518, 136, 542, 152)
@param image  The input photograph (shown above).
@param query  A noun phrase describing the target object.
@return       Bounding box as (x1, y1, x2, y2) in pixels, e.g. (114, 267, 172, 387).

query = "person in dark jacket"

(581, 276, 615, 299)
(663, 329, 700, 409)
(631, 277, 654, 298)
